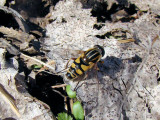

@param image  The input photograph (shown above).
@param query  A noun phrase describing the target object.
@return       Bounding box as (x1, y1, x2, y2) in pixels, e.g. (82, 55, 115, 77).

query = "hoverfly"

(66, 45, 105, 81)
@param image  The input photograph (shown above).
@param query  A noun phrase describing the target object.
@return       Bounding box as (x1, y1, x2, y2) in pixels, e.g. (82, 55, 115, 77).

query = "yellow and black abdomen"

(66, 56, 91, 80)
(66, 46, 103, 80)
(66, 45, 105, 80)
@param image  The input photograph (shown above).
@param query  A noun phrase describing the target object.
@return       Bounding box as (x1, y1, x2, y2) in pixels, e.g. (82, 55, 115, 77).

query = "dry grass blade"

(52, 89, 66, 98)
(21, 53, 56, 73)
(118, 38, 135, 43)
(70, 99, 74, 113)
(51, 84, 67, 89)
(0, 84, 20, 117)
(151, 35, 159, 47)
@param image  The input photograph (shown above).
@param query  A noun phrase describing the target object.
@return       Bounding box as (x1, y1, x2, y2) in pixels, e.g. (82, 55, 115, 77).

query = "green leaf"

(72, 101, 84, 120)
(66, 85, 76, 98)
(57, 112, 73, 120)
(31, 64, 43, 69)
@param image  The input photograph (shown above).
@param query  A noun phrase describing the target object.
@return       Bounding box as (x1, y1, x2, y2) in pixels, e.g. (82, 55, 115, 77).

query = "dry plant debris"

(0, 0, 160, 120)
(0, 83, 20, 117)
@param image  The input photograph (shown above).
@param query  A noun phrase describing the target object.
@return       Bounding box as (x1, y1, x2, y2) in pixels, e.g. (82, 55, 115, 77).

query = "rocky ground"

(0, 0, 160, 120)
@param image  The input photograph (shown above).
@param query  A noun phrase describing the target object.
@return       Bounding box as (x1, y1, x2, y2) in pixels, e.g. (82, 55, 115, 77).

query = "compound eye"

(101, 47, 105, 57)
(83, 57, 87, 62)
(66, 73, 73, 80)
(94, 45, 105, 57)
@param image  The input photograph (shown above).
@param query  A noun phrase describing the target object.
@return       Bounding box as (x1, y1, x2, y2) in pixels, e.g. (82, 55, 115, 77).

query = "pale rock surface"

(0, 48, 55, 120)
(45, 0, 160, 120)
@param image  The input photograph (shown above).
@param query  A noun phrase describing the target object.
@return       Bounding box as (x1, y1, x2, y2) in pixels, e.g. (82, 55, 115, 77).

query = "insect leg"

(93, 60, 104, 72)
(73, 73, 86, 91)
(55, 58, 77, 75)
(99, 60, 104, 64)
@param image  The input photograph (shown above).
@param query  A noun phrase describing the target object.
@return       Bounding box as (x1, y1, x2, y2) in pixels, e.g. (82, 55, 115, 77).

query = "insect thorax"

(84, 48, 102, 63)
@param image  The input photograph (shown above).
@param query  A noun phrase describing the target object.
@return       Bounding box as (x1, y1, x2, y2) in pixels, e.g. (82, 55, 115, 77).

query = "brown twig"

(51, 84, 67, 89)
(21, 53, 56, 73)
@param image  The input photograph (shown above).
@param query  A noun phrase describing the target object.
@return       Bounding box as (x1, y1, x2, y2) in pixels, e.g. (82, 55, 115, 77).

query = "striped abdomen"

(66, 46, 103, 80)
